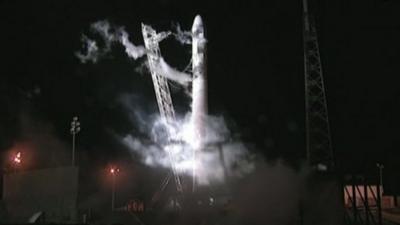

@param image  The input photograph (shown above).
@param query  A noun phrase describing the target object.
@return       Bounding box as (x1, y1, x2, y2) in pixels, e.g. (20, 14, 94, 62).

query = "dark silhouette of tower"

(303, 0, 334, 172)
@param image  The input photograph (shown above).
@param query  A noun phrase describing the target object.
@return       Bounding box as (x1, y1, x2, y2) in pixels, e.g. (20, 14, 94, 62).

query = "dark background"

(1, 0, 400, 192)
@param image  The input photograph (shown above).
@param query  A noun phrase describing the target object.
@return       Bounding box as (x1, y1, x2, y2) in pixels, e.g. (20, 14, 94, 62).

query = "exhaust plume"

(116, 93, 255, 185)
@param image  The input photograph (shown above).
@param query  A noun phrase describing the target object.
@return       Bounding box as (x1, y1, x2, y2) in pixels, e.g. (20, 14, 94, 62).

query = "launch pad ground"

(382, 209, 400, 225)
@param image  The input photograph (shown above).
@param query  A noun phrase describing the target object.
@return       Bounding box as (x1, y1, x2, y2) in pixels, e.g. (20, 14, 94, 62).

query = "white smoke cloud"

(172, 23, 192, 45)
(75, 35, 101, 63)
(119, 29, 147, 59)
(116, 93, 255, 186)
(152, 57, 191, 86)
(78, 20, 147, 61)
(91, 20, 116, 49)
(76, 20, 192, 86)
(122, 135, 169, 167)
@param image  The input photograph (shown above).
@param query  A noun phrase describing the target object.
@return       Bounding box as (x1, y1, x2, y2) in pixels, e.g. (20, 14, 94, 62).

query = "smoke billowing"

(75, 35, 100, 63)
(172, 23, 192, 45)
(76, 20, 191, 86)
(76, 20, 146, 63)
(115, 93, 255, 185)
(152, 57, 192, 86)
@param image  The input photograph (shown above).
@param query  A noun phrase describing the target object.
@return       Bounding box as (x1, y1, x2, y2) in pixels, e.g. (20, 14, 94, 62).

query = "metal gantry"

(343, 175, 383, 225)
(302, 0, 334, 171)
(141, 24, 175, 125)
(141, 24, 183, 194)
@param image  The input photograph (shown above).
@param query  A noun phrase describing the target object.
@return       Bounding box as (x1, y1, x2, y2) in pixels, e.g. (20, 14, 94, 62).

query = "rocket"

(191, 15, 207, 191)
(191, 15, 207, 151)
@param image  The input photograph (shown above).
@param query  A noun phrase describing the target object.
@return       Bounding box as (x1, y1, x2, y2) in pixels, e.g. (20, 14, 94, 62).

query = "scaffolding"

(142, 24, 183, 196)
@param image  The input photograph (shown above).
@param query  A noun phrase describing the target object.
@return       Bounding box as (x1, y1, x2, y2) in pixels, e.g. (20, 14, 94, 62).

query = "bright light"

(13, 152, 22, 165)
(109, 167, 119, 175)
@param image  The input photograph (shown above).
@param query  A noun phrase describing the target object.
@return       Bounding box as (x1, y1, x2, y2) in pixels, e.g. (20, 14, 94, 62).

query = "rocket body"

(191, 15, 207, 151)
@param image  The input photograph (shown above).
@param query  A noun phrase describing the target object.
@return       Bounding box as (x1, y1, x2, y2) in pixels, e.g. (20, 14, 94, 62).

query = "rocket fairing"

(191, 15, 207, 151)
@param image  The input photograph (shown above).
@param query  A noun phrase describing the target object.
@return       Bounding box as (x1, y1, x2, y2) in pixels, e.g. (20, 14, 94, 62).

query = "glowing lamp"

(13, 152, 22, 165)
(110, 167, 119, 175)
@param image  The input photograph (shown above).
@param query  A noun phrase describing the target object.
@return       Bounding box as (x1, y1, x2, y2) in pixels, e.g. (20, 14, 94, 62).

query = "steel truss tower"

(142, 25, 175, 125)
(303, 0, 334, 171)
(142, 24, 183, 194)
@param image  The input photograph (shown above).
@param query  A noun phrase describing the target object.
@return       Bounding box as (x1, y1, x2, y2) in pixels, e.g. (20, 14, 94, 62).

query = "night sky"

(1, 0, 400, 186)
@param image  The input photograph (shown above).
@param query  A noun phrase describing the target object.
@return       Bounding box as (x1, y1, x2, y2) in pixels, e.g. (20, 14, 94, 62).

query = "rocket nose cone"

(192, 15, 203, 32)
(193, 15, 203, 26)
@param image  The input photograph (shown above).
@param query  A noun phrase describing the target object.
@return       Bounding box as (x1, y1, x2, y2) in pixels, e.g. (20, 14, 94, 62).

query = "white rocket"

(191, 15, 207, 151)
(191, 15, 207, 191)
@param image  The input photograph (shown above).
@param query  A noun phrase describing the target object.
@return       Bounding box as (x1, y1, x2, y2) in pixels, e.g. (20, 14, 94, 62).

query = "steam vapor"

(116, 94, 255, 185)
(75, 35, 100, 63)
(153, 57, 192, 86)
(173, 23, 192, 45)
(76, 20, 190, 86)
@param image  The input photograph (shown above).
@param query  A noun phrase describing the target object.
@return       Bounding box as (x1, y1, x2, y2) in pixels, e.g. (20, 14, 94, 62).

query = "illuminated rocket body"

(191, 15, 207, 151)
(191, 15, 207, 192)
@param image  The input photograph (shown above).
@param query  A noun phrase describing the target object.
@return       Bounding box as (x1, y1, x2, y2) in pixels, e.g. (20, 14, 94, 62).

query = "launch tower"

(303, 0, 335, 171)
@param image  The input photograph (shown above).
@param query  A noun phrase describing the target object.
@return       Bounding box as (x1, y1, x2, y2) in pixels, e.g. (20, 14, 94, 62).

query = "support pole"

(112, 174, 116, 211)
(72, 133, 75, 166)
(377, 182, 382, 225)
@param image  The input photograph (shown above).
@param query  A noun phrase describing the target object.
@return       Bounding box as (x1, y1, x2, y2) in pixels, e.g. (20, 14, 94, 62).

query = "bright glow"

(110, 167, 119, 175)
(122, 112, 255, 185)
(13, 152, 21, 164)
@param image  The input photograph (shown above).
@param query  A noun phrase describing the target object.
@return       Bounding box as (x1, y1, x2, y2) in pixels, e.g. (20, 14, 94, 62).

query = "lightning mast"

(303, 0, 334, 171)
(142, 24, 183, 193)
